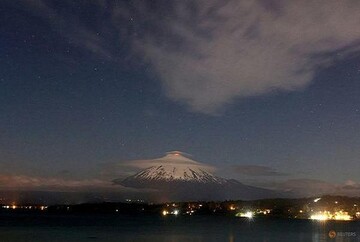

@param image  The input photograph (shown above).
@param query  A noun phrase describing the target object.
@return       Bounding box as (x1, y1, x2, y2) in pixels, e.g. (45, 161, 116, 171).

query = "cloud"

(0, 174, 121, 192)
(233, 165, 287, 176)
(19, 0, 112, 58)
(15, 0, 360, 114)
(342, 180, 360, 191)
(124, 0, 360, 114)
(257, 178, 360, 197)
(117, 151, 216, 173)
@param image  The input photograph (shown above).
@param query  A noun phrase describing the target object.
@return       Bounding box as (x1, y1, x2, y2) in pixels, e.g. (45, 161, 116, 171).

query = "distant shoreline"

(1, 195, 360, 221)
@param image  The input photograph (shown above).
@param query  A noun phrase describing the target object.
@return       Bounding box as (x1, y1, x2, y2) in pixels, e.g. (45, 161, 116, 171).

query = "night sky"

(1, 0, 360, 196)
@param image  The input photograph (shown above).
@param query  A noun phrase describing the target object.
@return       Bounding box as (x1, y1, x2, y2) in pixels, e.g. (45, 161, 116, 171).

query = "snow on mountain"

(114, 151, 283, 201)
(128, 152, 226, 184)
(131, 165, 227, 184)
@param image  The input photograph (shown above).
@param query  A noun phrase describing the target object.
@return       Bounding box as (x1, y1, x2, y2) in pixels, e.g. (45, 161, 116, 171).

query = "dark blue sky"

(1, 0, 360, 195)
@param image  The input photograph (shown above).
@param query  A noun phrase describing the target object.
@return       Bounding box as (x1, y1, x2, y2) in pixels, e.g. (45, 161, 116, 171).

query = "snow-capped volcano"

(126, 151, 226, 184)
(131, 165, 226, 184)
(114, 151, 282, 201)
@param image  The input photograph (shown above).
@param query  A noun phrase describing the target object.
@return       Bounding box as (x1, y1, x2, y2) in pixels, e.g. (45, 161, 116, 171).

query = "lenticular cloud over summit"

(122, 151, 216, 173)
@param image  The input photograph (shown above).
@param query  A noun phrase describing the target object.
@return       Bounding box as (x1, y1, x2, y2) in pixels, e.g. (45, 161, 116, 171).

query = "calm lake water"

(0, 213, 359, 242)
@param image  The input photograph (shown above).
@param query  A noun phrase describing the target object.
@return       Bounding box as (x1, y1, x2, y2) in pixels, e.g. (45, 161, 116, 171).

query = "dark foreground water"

(0, 213, 359, 242)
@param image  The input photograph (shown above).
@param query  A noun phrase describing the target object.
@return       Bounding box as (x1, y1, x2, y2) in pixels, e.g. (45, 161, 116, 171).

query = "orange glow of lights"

(310, 214, 328, 221)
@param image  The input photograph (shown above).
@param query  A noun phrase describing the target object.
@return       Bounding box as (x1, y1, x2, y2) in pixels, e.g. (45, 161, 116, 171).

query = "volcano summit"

(114, 152, 280, 202)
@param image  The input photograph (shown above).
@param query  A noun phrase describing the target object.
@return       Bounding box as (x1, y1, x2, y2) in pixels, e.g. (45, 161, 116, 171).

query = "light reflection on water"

(0, 214, 359, 242)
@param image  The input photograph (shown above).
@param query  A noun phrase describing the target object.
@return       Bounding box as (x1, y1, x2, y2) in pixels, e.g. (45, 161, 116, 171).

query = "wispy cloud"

(13, 0, 360, 114)
(0, 174, 120, 192)
(257, 178, 360, 197)
(20, 0, 112, 59)
(133, 0, 360, 113)
(232, 165, 287, 176)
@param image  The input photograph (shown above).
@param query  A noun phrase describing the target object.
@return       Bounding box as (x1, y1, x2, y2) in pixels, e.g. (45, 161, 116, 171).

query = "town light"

(236, 211, 254, 219)
(310, 214, 328, 221)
